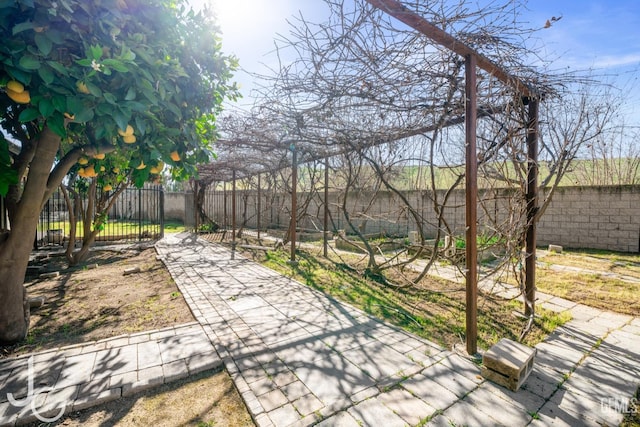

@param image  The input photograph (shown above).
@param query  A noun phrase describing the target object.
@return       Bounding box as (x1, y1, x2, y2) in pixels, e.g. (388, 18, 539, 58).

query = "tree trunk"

(0, 127, 61, 343)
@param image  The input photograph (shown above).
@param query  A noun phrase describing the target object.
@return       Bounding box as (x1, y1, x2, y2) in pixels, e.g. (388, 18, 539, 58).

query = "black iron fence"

(35, 184, 164, 249)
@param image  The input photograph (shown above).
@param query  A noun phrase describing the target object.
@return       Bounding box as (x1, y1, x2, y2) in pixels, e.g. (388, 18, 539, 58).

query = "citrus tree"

(0, 0, 238, 342)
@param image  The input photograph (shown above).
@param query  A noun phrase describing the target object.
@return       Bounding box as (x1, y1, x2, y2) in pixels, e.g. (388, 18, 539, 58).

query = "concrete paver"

(1, 232, 638, 427)
(0, 322, 216, 426)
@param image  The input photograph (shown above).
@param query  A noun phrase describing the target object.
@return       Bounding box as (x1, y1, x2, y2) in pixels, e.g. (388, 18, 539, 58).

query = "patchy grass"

(250, 247, 569, 351)
(539, 249, 640, 280)
(164, 220, 187, 233)
(24, 369, 254, 427)
(534, 267, 640, 317)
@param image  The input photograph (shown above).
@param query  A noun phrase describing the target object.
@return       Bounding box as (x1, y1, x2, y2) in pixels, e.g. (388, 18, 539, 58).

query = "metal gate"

(36, 184, 164, 249)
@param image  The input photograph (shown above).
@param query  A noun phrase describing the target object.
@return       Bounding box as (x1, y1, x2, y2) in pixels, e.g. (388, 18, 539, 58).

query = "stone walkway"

(1, 233, 639, 426)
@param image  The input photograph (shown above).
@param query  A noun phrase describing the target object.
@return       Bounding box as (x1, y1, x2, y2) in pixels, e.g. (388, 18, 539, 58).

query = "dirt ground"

(1, 244, 254, 427)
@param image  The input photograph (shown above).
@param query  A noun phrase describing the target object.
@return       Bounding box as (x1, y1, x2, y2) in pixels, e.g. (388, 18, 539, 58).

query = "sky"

(202, 0, 640, 115)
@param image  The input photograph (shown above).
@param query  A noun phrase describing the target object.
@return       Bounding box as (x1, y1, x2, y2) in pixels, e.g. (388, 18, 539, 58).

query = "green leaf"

(103, 59, 129, 73)
(38, 98, 55, 118)
(45, 29, 64, 44)
(74, 107, 94, 123)
(47, 61, 69, 76)
(66, 96, 84, 114)
(134, 117, 147, 135)
(52, 95, 66, 112)
(34, 33, 52, 56)
(19, 55, 41, 70)
(113, 111, 129, 132)
(125, 87, 136, 101)
(37, 66, 54, 85)
(12, 21, 34, 35)
(47, 113, 66, 137)
(86, 82, 102, 97)
(127, 101, 147, 112)
(18, 107, 40, 122)
(103, 92, 117, 104)
(90, 45, 103, 60)
(75, 58, 92, 67)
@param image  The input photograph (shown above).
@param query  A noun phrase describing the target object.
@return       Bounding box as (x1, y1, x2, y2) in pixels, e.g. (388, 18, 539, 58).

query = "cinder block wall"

(165, 185, 640, 253)
(537, 186, 640, 252)
(164, 192, 187, 222)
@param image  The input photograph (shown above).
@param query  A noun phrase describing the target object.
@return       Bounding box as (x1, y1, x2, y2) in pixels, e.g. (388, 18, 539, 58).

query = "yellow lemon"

(117, 125, 134, 137)
(123, 134, 136, 144)
(112, 167, 120, 173)
(7, 80, 24, 93)
(78, 157, 89, 165)
(103, 184, 113, 192)
(76, 81, 90, 94)
(150, 161, 164, 174)
(170, 151, 180, 161)
(7, 89, 30, 104)
(78, 167, 87, 177)
(136, 160, 146, 170)
(84, 164, 98, 177)
(93, 153, 105, 160)
(100, 166, 106, 172)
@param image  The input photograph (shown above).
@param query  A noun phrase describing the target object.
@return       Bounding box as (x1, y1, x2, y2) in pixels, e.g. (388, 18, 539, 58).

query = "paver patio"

(1, 232, 638, 426)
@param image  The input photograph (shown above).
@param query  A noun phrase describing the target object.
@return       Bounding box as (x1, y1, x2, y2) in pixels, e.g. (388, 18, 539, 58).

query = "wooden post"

(525, 99, 539, 317)
(323, 156, 329, 257)
(223, 181, 227, 230)
(465, 54, 478, 355)
(290, 146, 298, 264)
(193, 180, 199, 233)
(232, 169, 237, 260)
(257, 173, 262, 239)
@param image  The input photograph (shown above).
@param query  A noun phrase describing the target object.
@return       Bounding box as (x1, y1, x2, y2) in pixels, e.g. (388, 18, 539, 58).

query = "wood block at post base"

(481, 338, 536, 391)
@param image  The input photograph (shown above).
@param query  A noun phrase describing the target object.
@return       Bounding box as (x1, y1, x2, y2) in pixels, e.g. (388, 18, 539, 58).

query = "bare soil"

(1, 244, 254, 427)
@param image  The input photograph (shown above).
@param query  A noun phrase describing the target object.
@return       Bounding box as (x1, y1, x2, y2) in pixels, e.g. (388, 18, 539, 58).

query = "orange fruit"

(78, 157, 89, 165)
(118, 125, 134, 137)
(123, 134, 136, 144)
(135, 160, 146, 170)
(7, 89, 30, 104)
(93, 153, 105, 160)
(7, 80, 24, 93)
(84, 164, 98, 177)
(170, 151, 180, 161)
(103, 184, 113, 192)
(150, 161, 164, 174)
(76, 81, 90, 94)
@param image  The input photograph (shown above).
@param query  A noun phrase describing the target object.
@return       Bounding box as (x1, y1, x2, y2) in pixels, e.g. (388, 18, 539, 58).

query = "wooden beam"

(364, 0, 535, 98)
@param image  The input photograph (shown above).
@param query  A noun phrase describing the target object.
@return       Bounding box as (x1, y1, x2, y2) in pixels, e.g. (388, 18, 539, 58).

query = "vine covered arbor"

(195, 0, 609, 353)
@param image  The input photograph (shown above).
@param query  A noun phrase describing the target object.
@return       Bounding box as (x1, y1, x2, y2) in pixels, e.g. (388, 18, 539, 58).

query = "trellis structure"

(366, 0, 539, 357)
(196, 0, 551, 354)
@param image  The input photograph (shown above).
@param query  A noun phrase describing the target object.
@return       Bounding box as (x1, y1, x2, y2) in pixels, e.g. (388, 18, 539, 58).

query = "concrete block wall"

(537, 186, 640, 253)
(165, 185, 640, 253)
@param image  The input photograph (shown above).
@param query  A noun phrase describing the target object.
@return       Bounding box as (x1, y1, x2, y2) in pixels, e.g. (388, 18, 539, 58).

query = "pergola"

(364, 0, 539, 355)
(197, 0, 542, 355)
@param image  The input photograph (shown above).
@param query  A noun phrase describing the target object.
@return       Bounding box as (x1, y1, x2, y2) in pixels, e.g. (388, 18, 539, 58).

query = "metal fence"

(35, 184, 164, 249)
